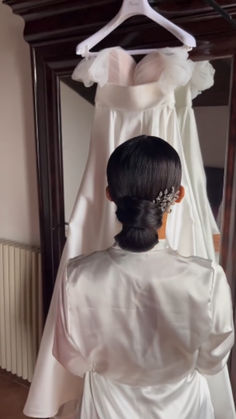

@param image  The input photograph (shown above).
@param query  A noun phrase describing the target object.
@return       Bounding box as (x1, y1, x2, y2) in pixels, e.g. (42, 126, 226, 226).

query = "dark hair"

(107, 135, 182, 252)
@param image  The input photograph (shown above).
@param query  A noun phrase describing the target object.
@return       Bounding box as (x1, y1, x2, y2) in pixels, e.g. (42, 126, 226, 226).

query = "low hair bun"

(115, 196, 163, 252)
(107, 135, 182, 252)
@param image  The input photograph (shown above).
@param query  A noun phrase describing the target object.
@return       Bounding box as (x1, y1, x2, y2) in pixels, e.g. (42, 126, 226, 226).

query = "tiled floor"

(0, 368, 33, 419)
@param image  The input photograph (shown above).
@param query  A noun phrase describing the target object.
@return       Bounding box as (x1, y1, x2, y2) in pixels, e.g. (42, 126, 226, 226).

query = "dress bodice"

(72, 46, 193, 90)
(72, 46, 193, 111)
(72, 47, 215, 110)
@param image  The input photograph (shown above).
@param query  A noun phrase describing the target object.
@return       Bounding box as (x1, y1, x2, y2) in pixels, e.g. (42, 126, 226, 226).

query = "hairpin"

(153, 186, 180, 213)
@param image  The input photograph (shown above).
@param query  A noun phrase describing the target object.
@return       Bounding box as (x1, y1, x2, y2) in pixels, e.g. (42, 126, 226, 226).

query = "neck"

(157, 212, 168, 239)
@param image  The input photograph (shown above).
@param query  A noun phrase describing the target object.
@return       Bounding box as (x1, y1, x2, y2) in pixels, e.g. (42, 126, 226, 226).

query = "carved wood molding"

(5, 0, 236, 16)
(4, 0, 236, 51)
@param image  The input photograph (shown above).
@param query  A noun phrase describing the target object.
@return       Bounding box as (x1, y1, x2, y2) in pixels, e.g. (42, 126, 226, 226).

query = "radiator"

(0, 240, 43, 382)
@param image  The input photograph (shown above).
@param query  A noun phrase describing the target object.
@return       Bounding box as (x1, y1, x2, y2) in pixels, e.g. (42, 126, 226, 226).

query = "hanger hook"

(82, 45, 90, 59)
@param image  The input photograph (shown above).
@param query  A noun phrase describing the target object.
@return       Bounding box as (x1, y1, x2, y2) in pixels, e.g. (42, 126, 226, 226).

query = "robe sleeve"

(196, 264, 234, 375)
(52, 261, 91, 377)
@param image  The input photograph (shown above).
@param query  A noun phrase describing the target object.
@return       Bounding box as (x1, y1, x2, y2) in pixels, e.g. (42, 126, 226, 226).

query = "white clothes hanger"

(76, 0, 196, 57)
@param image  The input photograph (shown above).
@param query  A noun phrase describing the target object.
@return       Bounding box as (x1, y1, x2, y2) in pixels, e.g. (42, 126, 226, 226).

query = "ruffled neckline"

(72, 47, 215, 99)
(72, 46, 193, 92)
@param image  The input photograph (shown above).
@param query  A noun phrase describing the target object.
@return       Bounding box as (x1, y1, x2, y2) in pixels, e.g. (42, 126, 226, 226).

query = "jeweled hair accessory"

(153, 186, 180, 213)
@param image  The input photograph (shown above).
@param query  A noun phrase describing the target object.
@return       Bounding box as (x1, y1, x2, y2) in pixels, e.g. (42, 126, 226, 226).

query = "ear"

(106, 186, 113, 201)
(175, 185, 185, 203)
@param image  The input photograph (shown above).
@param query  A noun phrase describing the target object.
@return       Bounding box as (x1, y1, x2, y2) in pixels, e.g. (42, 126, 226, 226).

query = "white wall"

(0, 2, 40, 246)
(60, 81, 94, 222)
(194, 106, 229, 168)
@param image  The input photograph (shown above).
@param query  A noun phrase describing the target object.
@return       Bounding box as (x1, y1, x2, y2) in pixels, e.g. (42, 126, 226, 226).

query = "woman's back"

(53, 239, 233, 418)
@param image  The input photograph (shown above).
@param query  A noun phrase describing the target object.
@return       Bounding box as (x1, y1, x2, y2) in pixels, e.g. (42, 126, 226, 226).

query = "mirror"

(60, 79, 96, 230)
(193, 58, 232, 232)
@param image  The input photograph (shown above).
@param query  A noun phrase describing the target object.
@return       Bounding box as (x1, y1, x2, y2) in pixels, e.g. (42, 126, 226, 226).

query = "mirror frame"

(4, 0, 236, 400)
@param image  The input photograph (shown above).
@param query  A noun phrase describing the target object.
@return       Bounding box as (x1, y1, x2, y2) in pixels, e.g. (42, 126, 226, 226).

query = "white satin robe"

(53, 240, 234, 419)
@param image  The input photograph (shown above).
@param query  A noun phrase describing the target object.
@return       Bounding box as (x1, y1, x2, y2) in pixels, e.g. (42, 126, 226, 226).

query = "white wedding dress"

(24, 46, 235, 418)
(175, 60, 220, 261)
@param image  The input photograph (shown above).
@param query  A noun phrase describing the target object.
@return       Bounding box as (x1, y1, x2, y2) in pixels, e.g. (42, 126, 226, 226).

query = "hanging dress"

(63, 47, 216, 259)
(175, 60, 220, 261)
(24, 46, 235, 419)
